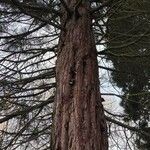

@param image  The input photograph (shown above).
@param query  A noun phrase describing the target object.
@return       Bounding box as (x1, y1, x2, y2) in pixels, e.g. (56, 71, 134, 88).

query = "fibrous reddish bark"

(53, 1, 108, 150)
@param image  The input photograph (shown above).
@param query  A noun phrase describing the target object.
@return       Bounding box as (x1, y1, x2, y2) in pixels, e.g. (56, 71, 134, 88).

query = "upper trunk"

(53, 1, 108, 150)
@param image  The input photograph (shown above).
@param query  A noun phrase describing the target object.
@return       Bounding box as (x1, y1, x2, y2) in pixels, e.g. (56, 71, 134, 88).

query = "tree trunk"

(53, 1, 108, 150)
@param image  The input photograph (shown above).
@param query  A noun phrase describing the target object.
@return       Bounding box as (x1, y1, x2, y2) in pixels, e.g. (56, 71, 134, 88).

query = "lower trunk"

(53, 2, 108, 150)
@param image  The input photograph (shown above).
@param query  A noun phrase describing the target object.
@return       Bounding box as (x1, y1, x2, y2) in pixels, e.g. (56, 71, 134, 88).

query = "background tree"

(106, 0, 150, 149)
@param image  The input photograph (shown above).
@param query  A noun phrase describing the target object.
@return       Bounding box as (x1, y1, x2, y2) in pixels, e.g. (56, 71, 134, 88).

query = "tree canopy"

(0, 0, 150, 149)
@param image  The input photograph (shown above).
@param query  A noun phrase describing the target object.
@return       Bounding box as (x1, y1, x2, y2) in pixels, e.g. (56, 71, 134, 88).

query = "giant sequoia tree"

(0, 0, 150, 150)
(54, 0, 107, 150)
(53, 0, 108, 149)
(0, 0, 108, 149)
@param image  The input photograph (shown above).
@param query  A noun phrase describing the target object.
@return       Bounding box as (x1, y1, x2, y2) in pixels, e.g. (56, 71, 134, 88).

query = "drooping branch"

(106, 116, 150, 138)
(91, 0, 113, 13)
(10, 0, 63, 30)
(0, 96, 54, 123)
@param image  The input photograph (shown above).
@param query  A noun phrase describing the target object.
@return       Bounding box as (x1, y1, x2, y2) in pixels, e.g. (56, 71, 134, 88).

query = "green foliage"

(106, 0, 150, 149)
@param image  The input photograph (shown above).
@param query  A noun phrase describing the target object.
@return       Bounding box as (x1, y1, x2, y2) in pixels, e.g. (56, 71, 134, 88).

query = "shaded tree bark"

(53, 1, 108, 149)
